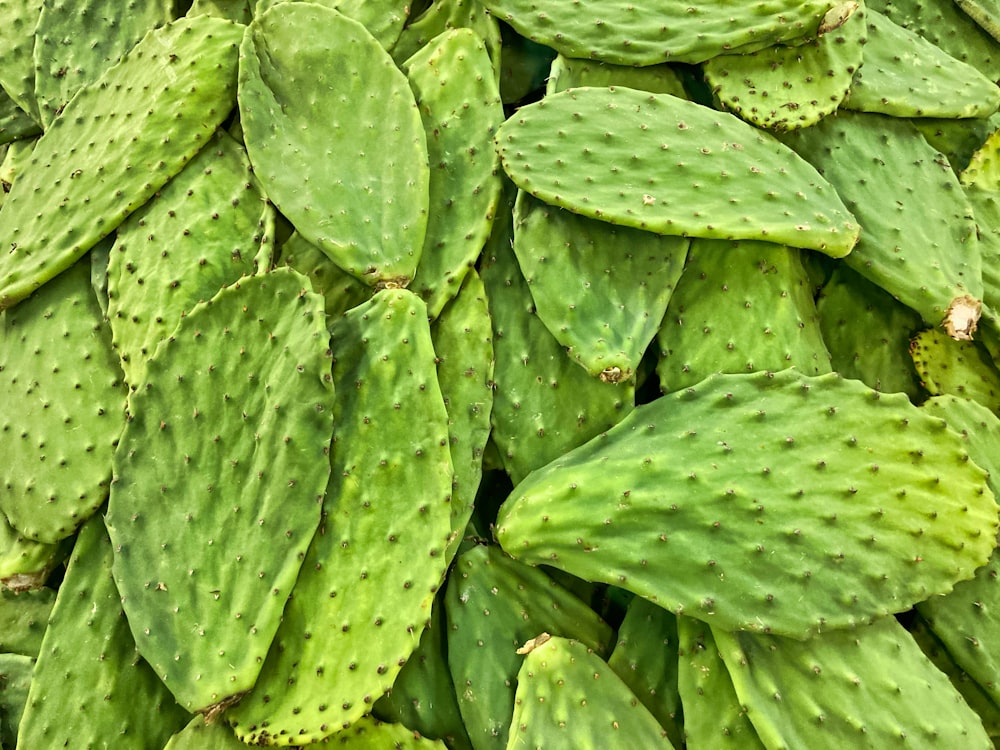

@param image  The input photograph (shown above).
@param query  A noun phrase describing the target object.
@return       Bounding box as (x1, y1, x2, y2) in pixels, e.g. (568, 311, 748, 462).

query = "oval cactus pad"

(238, 3, 429, 287)
(496, 369, 998, 638)
(495, 86, 860, 257)
(106, 267, 334, 714)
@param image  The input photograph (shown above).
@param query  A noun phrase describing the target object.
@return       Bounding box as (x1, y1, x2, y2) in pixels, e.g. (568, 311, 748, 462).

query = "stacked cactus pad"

(4, 0, 1000, 747)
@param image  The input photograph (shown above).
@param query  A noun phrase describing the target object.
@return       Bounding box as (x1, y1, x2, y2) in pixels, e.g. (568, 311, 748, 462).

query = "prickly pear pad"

(480, 0, 848, 65)
(238, 3, 429, 287)
(713, 618, 993, 748)
(507, 635, 675, 748)
(225, 289, 454, 746)
(0, 15, 243, 310)
(0, 255, 126, 543)
(106, 267, 334, 713)
(495, 369, 998, 638)
(495, 86, 860, 257)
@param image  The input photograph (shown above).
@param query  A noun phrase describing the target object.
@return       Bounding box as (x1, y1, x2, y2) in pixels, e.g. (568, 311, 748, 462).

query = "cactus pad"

(496, 369, 998, 638)
(495, 86, 860, 257)
(106, 267, 334, 713)
(0, 14, 243, 311)
(238, 3, 429, 287)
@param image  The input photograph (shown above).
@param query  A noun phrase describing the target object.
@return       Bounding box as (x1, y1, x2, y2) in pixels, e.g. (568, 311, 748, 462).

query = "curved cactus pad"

(495, 86, 860, 257)
(480, 0, 850, 65)
(496, 369, 998, 638)
(508, 635, 675, 748)
(106, 268, 334, 713)
(238, 3, 429, 287)
(0, 14, 243, 310)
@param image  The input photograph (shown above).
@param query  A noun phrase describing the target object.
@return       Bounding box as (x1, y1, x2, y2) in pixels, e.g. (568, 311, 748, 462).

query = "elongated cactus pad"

(480, 0, 855, 65)
(106, 268, 334, 713)
(0, 0, 43, 124)
(0, 14, 243, 311)
(225, 289, 454, 746)
(496, 369, 998, 638)
(495, 86, 860, 257)
(714, 617, 993, 748)
(403, 28, 504, 318)
(0, 255, 126, 542)
(16, 517, 190, 748)
(546, 54, 687, 97)
(238, 3, 429, 287)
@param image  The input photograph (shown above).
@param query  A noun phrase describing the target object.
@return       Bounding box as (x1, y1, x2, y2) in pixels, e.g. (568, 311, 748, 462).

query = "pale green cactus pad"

(713, 617, 993, 748)
(0, 255, 126, 543)
(496, 369, 998, 638)
(495, 86, 861, 257)
(546, 54, 687, 97)
(0, 14, 243, 310)
(480, 0, 857, 65)
(238, 3, 429, 287)
(106, 268, 334, 714)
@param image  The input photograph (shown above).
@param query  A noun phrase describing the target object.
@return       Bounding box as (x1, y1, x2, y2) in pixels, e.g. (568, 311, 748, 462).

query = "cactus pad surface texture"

(2, 4, 1000, 749)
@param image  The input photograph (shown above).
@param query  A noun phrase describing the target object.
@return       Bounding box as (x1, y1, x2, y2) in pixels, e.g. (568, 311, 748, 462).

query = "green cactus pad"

(841, 9, 1000, 118)
(32, 0, 176, 128)
(16, 517, 190, 748)
(547, 54, 687, 98)
(480, 191, 634, 484)
(277, 231, 373, 320)
(254, 0, 411, 49)
(496, 369, 998, 638)
(238, 3, 429, 287)
(0, 511, 68, 591)
(106, 268, 334, 713)
(495, 86, 860, 257)
(479, 0, 855, 65)
(225, 289, 454, 746)
(677, 615, 767, 749)
(507, 635, 674, 748)
(0, 136, 34, 193)
(908, 612, 1000, 738)
(430, 270, 495, 562)
(713, 617, 993, 748)
(867, 0, 1000, 84)
(0, 586, 55, 657)
(816, 263, 925, 400)
(780, 111, 983, 338)
(607, 596, 684, 749)
(0, 255, 126, 542)
(917, 395, 1000, 710)
(656, 238, 832, 394)
(704, 2, 866, 131)
(187, 0, 254, 23)
(514, 189, 689, 382)
(391, 0, 502, 86)
(0, 14, 243, 311)
(402, 28, 505, 319)
(0, 0, 43, 124)
(445, 544, 615, 750)
(106, 129, 271, 390)
(909, 328, 1000, 412)
(373, 593, 473, 750)
(0, 652, 33, 749)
